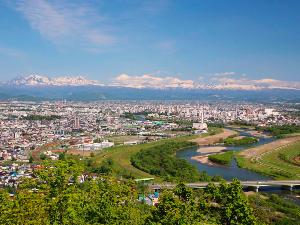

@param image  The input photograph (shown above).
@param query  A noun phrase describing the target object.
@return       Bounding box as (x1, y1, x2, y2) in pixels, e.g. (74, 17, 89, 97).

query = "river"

(176, 128, 275, 181)
(176, 128, 300, 203)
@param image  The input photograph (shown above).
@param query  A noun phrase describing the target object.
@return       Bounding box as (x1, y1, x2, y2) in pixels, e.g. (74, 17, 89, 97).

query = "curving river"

(176, 128, 275, 181)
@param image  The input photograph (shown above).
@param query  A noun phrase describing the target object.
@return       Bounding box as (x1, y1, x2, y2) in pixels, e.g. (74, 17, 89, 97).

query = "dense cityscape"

(1, 100, 299, 188)
(1, 0, 300, 224)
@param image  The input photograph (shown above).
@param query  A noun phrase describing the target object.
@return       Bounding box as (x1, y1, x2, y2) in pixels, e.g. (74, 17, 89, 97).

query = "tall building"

(14, 131, 20, 140)
(74, 116, 80, 129)
(193, 109, 208, 132)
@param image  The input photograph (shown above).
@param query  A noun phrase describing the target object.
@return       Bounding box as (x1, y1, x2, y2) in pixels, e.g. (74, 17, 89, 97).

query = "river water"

(176, 128, 275, 181)
(176, 128, 300, 203)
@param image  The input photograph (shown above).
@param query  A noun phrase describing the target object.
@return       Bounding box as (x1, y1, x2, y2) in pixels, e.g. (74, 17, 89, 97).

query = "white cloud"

(12, 0, 115, 49)
(210, 73, 300, 90)
(212, 72, 236, 78)
(113, 73, 195, 89)
(113, 72, 300, 90)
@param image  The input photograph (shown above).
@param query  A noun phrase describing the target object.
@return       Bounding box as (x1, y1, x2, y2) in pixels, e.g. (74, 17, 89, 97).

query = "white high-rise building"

(74, 117, 80, 129)
(193, 109, 208, 132)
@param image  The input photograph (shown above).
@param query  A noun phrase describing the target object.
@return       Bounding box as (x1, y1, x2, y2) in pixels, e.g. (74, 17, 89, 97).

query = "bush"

(224, 137, 258, 146)
(256, 124, 300, 137)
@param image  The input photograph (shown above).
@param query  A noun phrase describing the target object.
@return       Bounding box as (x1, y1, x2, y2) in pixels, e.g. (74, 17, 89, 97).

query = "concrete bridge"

(149, 180, 300, 192)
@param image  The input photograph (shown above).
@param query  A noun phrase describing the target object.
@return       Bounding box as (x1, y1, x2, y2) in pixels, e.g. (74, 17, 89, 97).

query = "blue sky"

(0, 0, 299, 86)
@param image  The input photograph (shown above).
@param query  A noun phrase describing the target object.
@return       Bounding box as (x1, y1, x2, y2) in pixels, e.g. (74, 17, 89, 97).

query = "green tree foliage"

(0, 160, 288, 225)
(59, 152, 66, 160)
(29, 155, 34, 163)
(0, 160, 149, 225)
(131, 141, 199, 182)
(151, 181, 257, 225)
(90, 157, 114, 175)
(256, 124, 300, 137)
(223, 137, 258, 146)
(39, 153, 47, 160)
(204, 179, 257, 225)
(249, 193, 300, 225)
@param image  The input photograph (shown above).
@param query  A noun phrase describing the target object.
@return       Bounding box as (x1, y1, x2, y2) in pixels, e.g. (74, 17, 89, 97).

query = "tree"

(59, 152, 66, 160)
(39, 153, 46, 160)
(29, 155, 34, 163)
(204, 179, 257, 225)
(151, 188, 205, 225)
(174, 183, 192, 201)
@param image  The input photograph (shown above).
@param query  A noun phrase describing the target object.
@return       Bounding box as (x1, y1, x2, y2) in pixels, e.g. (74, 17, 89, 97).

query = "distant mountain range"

(6, 75, 102, 86)
(4, 75, 300, 91)
(0, 75, 299, 102)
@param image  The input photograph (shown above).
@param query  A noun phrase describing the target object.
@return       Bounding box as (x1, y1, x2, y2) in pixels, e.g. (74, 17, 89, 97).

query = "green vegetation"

(208, 151, 234, 165)
(29, 155, 34, 163)
(0, 159, 258, 225)
(130, 136, 226, 182)
(93, 136, 198, 181)
(131, 141, 199, 182)
(93, 137, 103, 143)
(249, 193, 300, 225)
(236, 141, 300, 179)
(107, 135, 141, 145)
(224, 136, 258, 146)
(278, 150, 300, 166)
(207, 122, 225, 128)
(93, 128, 221, 181)
(123, 112, 137, 120)
(22, 114, 61, 121)
(39, 153, 46, 160)
(256, 124, 300, 137)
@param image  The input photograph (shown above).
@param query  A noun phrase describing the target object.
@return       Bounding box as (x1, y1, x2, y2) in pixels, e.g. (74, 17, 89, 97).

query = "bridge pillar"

(247, 185, 260, 192)
(282, 185, 294, 191)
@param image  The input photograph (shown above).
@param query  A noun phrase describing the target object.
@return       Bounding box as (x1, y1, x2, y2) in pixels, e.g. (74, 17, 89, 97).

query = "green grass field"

(106, 135, 141, 145)
(208, 151, 234, 165)
(94, 127, 222, 181)
(236, 141, 300, 179)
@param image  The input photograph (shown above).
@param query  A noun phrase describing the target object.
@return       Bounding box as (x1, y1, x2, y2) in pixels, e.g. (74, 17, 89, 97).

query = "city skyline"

(0, 0, 300, 86)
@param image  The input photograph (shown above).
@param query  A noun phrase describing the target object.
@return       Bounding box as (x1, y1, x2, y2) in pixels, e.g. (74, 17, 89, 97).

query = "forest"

(1, 159, 299, 225)
(223, 136, 258, 146)
(131, 141, 200, 182)
(256, 124, 300, 137)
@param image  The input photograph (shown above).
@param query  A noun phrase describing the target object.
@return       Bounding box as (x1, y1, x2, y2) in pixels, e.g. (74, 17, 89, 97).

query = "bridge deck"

(150, 180, 300, 190)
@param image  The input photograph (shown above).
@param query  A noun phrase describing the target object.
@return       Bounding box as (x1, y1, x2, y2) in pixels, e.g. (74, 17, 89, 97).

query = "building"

(193, 109, 208, 134)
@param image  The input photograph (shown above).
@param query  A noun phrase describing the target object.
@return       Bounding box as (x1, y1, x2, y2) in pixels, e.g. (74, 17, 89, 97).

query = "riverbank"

(238, 136, 300, 158)
(192, 146, 228, 166)
(196, 146, 227, 153)
(191, 128, 238, 145)
(191, 154, 220, 166)
(237, 136, 300, 179)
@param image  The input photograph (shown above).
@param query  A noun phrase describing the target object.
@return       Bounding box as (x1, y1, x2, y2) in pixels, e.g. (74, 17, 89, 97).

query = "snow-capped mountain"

(8, 75, 103, 86)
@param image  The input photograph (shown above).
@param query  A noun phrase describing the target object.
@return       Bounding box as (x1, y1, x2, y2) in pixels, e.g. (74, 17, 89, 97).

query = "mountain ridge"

(2, 75, 300, 91)
(7, 74, 103, 87)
